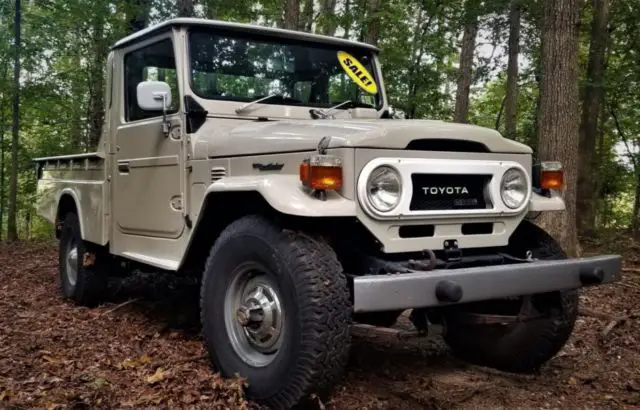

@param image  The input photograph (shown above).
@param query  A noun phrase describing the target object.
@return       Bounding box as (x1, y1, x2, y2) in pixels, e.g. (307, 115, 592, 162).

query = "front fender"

(204, 175, 356, 217)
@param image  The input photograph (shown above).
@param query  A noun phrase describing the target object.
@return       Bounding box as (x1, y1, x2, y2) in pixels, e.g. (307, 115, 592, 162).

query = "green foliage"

(1, 0, 638, 240)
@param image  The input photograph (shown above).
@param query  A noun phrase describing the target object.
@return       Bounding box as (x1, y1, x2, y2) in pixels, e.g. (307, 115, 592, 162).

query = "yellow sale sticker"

(337, 51, 378, 95)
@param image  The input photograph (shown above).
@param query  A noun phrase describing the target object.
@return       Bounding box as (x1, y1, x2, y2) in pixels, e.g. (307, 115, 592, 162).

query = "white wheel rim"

(66, 242, 79, 287)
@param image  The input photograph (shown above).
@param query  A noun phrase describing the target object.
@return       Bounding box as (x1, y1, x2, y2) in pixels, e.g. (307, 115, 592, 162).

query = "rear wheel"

(58, 212, 108, 307)
(200, 215, 351, 409)
(441, 221, 579, 373)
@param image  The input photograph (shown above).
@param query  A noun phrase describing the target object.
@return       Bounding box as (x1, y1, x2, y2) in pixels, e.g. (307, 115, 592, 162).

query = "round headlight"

(366, 166, 402, 212)
(500, 167, 528, 209)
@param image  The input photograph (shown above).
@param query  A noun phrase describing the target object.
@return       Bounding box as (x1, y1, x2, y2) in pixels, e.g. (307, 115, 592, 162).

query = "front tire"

(58, 212, 108, 307)
(441, 221, 579, 374)
(200, 215, 351, 409)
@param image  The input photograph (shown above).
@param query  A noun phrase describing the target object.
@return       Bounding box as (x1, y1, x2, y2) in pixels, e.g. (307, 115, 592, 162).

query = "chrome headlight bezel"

(500, 167, 529, 209)
(365, 165, 403, 213)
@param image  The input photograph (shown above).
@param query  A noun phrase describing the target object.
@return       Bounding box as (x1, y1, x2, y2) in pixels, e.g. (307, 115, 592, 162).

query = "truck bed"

(34, 152, 109, 246)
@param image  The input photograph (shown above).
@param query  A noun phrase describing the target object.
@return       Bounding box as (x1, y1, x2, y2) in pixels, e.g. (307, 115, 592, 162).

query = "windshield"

(188, 29, 382, 110)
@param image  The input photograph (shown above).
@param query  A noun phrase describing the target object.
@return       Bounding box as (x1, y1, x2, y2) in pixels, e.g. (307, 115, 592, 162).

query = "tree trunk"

(177, 0, 195, 17)
(87, 12, 107, 150)
(0, 110, 4, 241)
(454, 1, 480, 123)
(8, 0, 21, 242)
(300, 0, 314, 32)
(127, 0, 151, 34)
(282, 0, 300, 30)
(634, 171, 640, 235)
(343, 0, 352, 38)
(535, 0, 582, 256)
(362, 0, 381, 46)
(504, 0, 520, 139)
(576, 0, 609, 236)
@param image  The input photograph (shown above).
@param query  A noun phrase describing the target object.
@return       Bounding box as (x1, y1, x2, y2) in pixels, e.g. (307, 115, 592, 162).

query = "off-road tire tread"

(443, 221, 579, 374)
(59, 212, 107, 307)
(200, 215, 351, 409)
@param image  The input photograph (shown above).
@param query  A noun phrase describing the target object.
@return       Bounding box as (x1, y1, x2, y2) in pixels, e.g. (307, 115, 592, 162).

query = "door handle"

(117, 161, 130, 174)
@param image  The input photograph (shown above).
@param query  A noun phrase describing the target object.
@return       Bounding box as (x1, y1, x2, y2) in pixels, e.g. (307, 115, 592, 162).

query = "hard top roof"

(111, 17, 380, 52)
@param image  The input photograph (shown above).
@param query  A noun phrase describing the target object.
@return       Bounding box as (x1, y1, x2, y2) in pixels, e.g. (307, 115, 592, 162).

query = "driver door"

(112, 35, 185, 245)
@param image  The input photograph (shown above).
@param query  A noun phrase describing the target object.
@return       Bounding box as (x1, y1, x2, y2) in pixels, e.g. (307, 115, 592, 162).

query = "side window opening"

(124, 38, 179, 122)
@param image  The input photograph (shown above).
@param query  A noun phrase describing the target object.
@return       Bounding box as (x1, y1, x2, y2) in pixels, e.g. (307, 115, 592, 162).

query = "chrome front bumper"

(352, 255, 622, 313)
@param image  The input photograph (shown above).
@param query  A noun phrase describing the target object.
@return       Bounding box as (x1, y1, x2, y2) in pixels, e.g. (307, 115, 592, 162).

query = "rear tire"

(58, 212, 108, 307)
(200, 215, 351, 409)
(441, 221, 579, 373)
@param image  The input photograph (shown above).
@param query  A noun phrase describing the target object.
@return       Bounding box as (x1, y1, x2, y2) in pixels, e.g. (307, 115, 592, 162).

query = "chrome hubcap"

(224, 263, 284, 367)
(66, 242, 78, 287)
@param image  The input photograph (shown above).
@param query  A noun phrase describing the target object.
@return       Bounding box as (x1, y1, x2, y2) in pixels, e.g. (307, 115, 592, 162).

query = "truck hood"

(193, 118, 532, 158)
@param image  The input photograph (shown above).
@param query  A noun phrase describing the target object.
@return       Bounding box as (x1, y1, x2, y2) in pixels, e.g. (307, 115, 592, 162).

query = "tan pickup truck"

(34, 17, 622, 409)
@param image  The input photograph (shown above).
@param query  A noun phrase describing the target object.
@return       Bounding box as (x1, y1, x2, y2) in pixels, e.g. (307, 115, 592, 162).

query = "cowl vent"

(406, 139, 490, 153)
(211, 167, 227, 182)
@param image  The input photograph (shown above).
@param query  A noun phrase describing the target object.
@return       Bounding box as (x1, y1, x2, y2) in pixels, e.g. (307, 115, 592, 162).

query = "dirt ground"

(1, 240, 639, 409)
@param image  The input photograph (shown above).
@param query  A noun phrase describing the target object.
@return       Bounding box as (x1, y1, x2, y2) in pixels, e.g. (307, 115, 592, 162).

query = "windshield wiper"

(309, 100, 354, 119)
(235, 94, 282, 114)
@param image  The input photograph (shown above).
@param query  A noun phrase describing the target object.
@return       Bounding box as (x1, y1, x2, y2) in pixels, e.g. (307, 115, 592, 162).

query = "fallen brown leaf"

(146, 368, 167, 385)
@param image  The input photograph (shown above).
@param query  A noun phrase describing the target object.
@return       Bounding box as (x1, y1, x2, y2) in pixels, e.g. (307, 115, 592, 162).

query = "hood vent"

(406, 139, 490, 153)
(211, 167, 227, 182)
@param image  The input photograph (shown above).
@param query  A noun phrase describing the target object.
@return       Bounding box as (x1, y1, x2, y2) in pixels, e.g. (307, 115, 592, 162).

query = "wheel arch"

(56, 189, 83, 239)
(180, 190, 277, 272)
(179, 180, 357, 272)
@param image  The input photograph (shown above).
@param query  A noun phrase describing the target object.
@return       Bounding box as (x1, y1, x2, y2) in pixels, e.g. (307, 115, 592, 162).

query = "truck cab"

(34, 18, 622, 410)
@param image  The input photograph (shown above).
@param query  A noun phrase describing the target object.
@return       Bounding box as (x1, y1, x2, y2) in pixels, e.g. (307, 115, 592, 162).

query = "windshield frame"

(185, 26, 385, 113)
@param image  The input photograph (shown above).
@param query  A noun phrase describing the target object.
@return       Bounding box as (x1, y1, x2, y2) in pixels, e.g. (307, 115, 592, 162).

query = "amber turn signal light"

(538, 161, 564, 190)
(300, 155, 343, 190)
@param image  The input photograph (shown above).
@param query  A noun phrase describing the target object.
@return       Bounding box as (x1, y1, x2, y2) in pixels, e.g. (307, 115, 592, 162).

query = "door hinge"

(106, 142, 119, 155)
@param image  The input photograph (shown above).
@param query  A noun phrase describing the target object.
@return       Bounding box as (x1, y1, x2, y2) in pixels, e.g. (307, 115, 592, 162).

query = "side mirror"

(137, 81, 172, 111)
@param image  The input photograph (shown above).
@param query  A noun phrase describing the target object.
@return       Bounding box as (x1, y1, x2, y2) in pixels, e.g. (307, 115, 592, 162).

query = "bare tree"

(454, 0, 480, 123)
(536, 0, 582, 256)
(8, 0, 21, 242)
(504, 0, 520, 139)
(577, 0, 610, 235)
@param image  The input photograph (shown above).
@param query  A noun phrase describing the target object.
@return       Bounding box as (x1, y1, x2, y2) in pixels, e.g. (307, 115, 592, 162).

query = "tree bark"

(8, 0, 21, 242)
(87, 11, 107, 150)
(362, 0, 381, 46)
(454, 1, 480, 123)
(0, 107, 4, 241)
(282, 0, 300, 30)
(504, 0, 521, 139)
(576, 0, 609, 236)
(177, 0, 195, 17)
(535, 0, 582, 256)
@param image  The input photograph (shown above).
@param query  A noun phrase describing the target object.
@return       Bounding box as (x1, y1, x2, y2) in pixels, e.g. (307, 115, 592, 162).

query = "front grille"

(409, 174, 492, 211)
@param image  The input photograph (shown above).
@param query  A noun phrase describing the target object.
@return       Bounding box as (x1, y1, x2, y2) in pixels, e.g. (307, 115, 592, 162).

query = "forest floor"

(1, 239, 639, 409)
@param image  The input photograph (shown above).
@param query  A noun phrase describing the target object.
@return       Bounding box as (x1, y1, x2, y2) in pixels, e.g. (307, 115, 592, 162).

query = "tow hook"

(443, 240, 462, 262)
